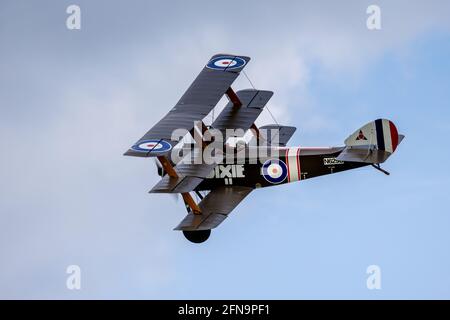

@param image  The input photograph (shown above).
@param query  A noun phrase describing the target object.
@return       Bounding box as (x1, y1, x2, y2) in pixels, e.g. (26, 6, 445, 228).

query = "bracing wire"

(243, 70, 279, 126)
(264, 104, 280, 126)
(243, 70, 256, 90)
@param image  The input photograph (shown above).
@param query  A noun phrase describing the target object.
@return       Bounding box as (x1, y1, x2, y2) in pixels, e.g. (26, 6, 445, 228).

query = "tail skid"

(371, 163, 390, 175)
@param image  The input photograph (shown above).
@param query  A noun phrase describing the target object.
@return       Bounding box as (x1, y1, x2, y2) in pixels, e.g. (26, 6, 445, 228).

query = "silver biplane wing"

(124, 54, 250, 157)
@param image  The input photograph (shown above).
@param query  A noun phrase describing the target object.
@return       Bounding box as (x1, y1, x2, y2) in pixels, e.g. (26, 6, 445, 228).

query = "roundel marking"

(261, 159, 288, 184)
(131, 139, 172, 153)
(206, 56, 246, 70)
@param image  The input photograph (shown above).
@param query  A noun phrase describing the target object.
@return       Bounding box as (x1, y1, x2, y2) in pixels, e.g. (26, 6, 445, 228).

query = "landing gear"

(183, 230, 211, 243)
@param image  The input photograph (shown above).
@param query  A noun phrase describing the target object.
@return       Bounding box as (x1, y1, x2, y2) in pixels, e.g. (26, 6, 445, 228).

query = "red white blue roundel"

(261, 159, 287, 184)
(131, 139, 172, 153)
(206, 56, 246, 70)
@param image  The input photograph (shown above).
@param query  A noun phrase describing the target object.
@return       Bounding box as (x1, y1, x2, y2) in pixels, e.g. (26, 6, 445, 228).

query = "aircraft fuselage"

(196, 146, 368, 190)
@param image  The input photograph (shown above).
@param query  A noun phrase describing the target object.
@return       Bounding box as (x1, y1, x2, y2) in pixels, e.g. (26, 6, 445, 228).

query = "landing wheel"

(183, 230, 211, 243)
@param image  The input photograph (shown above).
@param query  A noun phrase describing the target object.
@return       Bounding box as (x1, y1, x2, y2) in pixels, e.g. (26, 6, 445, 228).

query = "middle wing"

(174, 186, 253, 231)
(212, 89, 273, 134)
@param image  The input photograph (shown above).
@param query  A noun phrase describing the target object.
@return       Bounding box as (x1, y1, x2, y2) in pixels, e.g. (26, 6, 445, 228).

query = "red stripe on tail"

(389, 121, 399, 152)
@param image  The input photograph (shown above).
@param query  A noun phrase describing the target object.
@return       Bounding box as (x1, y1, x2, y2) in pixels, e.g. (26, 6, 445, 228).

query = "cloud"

(1, 0, 450, 298)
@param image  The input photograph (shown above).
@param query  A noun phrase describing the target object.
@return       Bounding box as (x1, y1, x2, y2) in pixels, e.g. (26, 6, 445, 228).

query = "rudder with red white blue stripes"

(338, 119, 404, 164)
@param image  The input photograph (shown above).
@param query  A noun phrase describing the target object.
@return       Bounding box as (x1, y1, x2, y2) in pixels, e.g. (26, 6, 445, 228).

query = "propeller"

(154, 158, 164, 177)
(153, 159, 207, 209)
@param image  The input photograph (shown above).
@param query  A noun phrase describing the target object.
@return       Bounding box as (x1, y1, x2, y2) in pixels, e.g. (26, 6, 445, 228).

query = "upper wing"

(259, 124, 297, 146)
(174, 186, 253, 231)
(124, 54, 251, 157)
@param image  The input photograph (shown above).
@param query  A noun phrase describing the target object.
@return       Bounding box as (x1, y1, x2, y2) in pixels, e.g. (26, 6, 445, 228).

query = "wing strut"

(226, 87, 242, 107)
(156, 156, 202, 214)
(224, 87, 263, 143)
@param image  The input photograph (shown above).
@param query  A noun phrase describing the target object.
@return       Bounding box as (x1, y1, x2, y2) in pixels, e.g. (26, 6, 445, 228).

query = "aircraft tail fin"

(336, 119, 404, 164)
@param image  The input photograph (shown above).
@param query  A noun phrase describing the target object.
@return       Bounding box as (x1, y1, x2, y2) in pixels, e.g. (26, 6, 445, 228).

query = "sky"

(1, 0, 450, 299)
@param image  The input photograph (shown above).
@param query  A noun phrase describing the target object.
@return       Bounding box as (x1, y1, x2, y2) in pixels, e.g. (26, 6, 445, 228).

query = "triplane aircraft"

(125, 54, 404, 243)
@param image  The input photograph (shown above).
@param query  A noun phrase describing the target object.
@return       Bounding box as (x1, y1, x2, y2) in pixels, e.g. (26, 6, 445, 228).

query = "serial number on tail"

(323, 157, 344, 166)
